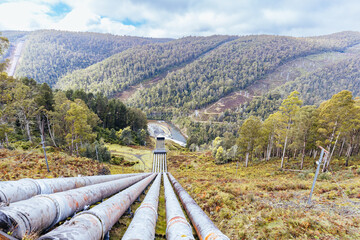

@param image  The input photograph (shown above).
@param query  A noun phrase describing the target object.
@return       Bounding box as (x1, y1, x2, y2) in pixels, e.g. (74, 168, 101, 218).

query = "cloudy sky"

(0, 0, 359, 38)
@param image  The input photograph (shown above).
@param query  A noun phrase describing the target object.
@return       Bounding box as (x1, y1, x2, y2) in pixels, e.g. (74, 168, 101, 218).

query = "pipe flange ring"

(36, 195, 61, 229)
(76, 211, 106, 239)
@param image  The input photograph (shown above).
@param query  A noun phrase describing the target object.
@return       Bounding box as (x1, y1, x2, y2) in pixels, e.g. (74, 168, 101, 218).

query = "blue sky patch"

(47, 2, 72, 17)
(121, 18, 146, 27)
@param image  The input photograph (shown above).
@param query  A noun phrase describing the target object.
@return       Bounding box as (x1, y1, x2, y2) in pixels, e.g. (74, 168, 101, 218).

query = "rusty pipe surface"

(38, 173, 157, 240)
(168, 173, 229, 240)
(0, 173, 139, 205)
(164, 173, 194, 240)
(0, 173, 150, 239)
(122, 173, 161, 240)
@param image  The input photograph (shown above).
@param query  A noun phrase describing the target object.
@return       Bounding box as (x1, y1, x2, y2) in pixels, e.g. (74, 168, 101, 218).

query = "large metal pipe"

(155, 154, 158, 173)
(160, 154, 162, 173)
(38, 174, 157, 240)
(0, 173, 150, 239)
(0, 173, 139, 205)
(152, 154, 156, 172)
(122, 173, 161, 239)
(164, 173, 194, 240)
(163, 154, 165, 172)
(157, 154, 160, 173)
(168, 173, 229, 240)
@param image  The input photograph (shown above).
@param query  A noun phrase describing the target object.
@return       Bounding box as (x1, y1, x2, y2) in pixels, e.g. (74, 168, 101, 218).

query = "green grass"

(107, 144, 153, 171)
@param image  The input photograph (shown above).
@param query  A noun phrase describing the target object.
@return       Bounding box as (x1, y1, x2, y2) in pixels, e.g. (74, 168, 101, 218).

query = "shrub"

(110, 156, 124, 165)
(81, 142, 111, 162)
(318, 172, 331, 180)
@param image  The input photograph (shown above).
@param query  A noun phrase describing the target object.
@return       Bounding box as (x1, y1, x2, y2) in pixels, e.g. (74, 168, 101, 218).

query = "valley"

(2, 30, 360, 239)
(148, 120, 187, 146)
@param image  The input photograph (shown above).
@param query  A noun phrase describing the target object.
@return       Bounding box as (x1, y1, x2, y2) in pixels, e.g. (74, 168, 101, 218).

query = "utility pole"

(308, 146, 329, 205)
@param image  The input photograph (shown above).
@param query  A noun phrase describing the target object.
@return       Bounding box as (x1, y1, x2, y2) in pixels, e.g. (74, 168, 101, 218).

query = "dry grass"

(3, 145, 360, 239)
(0, 148, 109, 180)
(168, 151, 360, 239)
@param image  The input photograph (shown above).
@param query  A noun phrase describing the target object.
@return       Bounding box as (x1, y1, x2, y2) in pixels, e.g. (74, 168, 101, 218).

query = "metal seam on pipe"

(168, 173, 229, 240)
(75, 211, 106, 239)
(163, 173, 194, 240)
(134, 203, 157, 216)
(22, 178, 42, 195)
(0, 173, 151, 239)
(167, 216, 192, 231)
(122, 173, 161, 240)
(37, 195, 61, 229)
(38, 174, 157, 240)
(0, 173, 141, 205)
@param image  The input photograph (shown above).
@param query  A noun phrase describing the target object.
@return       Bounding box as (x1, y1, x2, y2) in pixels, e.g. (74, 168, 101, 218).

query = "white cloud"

(0, 1, 52, 30)
(1, 0, 360, 38)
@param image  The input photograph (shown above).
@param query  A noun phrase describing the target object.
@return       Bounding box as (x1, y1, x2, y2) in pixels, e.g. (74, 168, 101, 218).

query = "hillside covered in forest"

(4, 30, 170, 86)
(131, 32, 360, 114)
(56, 35, 237, 95)
(3, 30, 360, 122)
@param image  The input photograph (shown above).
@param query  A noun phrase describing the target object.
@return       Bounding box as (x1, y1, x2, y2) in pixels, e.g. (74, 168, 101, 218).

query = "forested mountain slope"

(4, 30, 360, 121)
(230, 39, 360, 120)
(131, 32, 360, 113)
(279, 51, 360, 105)
(55, 35, 237, 95)
(13, 30, 170, 86)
